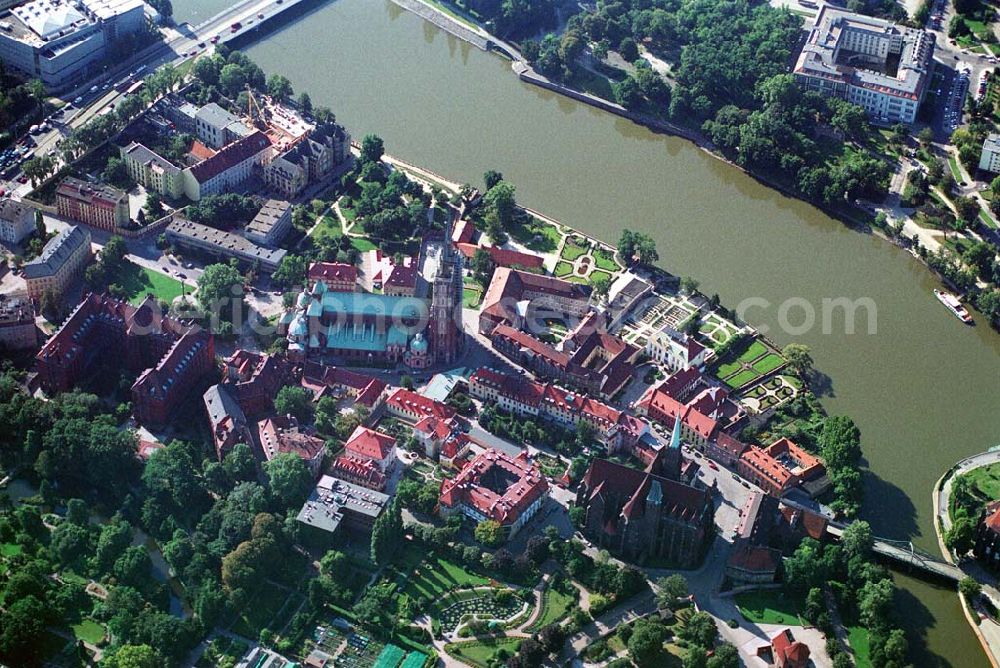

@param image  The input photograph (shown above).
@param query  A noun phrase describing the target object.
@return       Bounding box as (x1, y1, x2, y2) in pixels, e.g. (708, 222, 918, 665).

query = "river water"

(174, 0, 1000, 664)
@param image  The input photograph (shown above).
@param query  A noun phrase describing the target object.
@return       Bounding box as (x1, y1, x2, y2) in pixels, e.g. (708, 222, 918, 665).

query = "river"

(173, 0, 1000, 664)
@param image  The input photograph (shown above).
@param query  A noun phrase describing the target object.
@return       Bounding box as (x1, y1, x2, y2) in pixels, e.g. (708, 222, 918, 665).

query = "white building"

(181, 130, 273, 201)
(194, 103, 252, 149)
(0, 198, 36, 244)
(0, 0, 147, 91)
(794, 6, 935, 124)
(244, 199, 291, 247)
(646, 325, 707, 373)
(980, 134, 1000, 173)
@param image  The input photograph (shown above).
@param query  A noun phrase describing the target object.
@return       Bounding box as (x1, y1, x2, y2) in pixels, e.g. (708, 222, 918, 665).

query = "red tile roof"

(258, 416, 325, 464)
(386, 388, 457, 421)
(772, 629, 810, 668)
(308, 261, 358, 286)
(330, 454, 386, 490)
(344, 425, 396, 461)
(452, 219, 476, 244)
(439, 448, 548, 527)
(456, 243, 545, 270)
(188, 130, 271, 183)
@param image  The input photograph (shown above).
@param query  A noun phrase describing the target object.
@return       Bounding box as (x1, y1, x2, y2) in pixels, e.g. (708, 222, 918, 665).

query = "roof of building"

(727, 544, 780, 574)
(122, 142, 180, 176)
(329, 455, 386, 489)
(56, 176, 126, 208)
(23, 225, 90, 279)
(12, 0, 89, 41)
(386, 388, 457, 421)
(771, 629, 811, 668)
(195, 102, 242, 129)
(439, 448, 548, 527)
(0, 295, 35, 326)
(581, 458, 711, 524)
(344, 425, 396, 461)
(794, 5, 934, 102)
(166, 217, 286, 267)
(188, 130, 271, 184)
(0, 198, 35, 223)
(455, 243, 545, 270)
(481, 267, 590, 324)
(258, 415, 325, 463)
(297, 475, 390, 534)
(131, 328, 211, 401)
(245, 199, 290, 242)
(309, 261, 358, 286)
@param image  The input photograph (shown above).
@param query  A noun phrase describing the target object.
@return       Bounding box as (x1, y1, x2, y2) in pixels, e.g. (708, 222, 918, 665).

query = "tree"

(264, 452, 313, 509)
(782, 343, 812, 377)
(266, 74, 293, 101)
(858, 577, 894, 628)
(483, 169, 504, 190)
(297, 92, 312, 114)
(818, 415, 862, 470)
(484, 181, 517, 226)
(0, 595, 51, 664)
(627, 619, 666, 666)
(656, 574, 688, 607)
(360, 134, 385, 164)
(679, 276, 699, 294)
(959, 576, 982, 601)
(470, 248, 496, 286)
(946, 515, 976, 555)
(197, 263, 243, 320)
(680, 611, 717, 648)
(273, 385, 314, 422)
(370, 497, 403, 566)
(475, 519, 504, 547)
(271, 254, 307, 289)
(591, 273, 611, 301)
(618, 36, 640, 62)
(99, 644, 166, 668)
(706, 643, 738, 668)
(223, 442, 256, 482)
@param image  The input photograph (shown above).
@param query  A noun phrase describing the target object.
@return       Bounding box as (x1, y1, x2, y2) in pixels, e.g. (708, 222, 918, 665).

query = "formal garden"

(738, 374, 800, 413)
(552, 233, 623, 286)
(713, 337, 786, 389)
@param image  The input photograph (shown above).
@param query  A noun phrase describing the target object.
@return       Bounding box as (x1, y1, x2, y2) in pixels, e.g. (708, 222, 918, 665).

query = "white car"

(73, 96, 82, 104)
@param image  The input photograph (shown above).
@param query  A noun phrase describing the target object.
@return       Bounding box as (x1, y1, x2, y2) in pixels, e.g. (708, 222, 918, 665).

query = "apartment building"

(0, 198, 36, 244)
(23, 224, 92, 299)
(55, 177, 129, 231)
(121, 142, 184, 200)
(194, 103, 252, 149)
(0, 295, 37, 350)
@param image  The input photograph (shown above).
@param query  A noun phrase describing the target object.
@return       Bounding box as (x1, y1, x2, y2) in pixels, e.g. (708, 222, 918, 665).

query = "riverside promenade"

(935, 450, 1000, 668)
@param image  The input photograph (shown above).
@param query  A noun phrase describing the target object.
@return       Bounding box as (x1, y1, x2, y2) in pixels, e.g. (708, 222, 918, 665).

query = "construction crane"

(245, 84, 270, 130)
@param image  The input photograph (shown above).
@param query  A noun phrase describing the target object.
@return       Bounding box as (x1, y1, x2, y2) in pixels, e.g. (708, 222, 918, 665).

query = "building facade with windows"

(23, 224, 92, 299)
(55, 177, 129, 231)
(121, 142, 184, 200)
(0, 198, 35, 244)
(793, 6, 934, 124)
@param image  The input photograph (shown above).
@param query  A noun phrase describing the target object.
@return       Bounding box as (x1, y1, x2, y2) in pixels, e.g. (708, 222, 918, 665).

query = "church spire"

(670, 412, 682, 450)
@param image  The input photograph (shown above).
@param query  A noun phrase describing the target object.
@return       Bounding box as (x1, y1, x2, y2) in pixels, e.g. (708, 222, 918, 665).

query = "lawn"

(848, 625, 872, 668)
(526, 583, 575, 632)
(311, 214, 342, 245)
(979, 207, 998, 230)
(352, 237, 377, 252)
(560, 238, 589, 262)
(736, 339, 768, 363)
(593, 247, 619, 271)
(964, 463, 1000, 502)
(71, 618, 106, 646)
(725, 369, 760, 388)
(589, 269, 613, 285)
(735, 589, 803, 625)
(446, 637, 521, 668)
(118, 262, 186, 305)
(400, 549, 489, 602)
(228, 580, 291, 638)
(509, 217, 561, 253)
(0, 543, 22, 557)
(948, 155, 964, 182)
(463, 287, 482, 308)
(751, 353, 785, 375)
(553, 261, 575, 277)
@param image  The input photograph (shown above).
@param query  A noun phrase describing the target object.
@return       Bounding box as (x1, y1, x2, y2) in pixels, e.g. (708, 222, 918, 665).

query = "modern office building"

(165, 217, 286, 272)
(980, 134, 1000, 173)
(0, 0, 148, 91)
(55, 176, 129, 231)
(793, 6, 935, 124)
(244, 198, 291, 247)
(22, 224, 91, 299)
